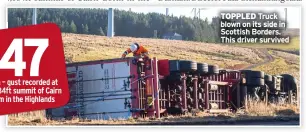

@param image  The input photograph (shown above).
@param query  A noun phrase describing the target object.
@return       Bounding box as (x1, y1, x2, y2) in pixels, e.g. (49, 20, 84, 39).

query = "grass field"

(253, 51, 299, 76)
(232, 36, 301, 85)
(62, 33, 265, 68)
(7, 33, 300, 126)
(252, 49, 300, 86)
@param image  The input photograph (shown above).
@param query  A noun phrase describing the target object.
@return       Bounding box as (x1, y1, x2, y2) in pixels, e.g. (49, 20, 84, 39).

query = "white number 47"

(0, 38, 49, 76)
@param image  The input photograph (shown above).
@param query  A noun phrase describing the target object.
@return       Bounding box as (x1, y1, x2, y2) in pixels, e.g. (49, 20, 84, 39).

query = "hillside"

(63, 33, 300, 82)
(282, 28, 300, 38)
(63, 33, 264, 69)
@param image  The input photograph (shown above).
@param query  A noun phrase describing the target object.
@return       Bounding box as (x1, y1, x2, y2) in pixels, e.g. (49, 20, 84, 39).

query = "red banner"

(0, 23, 69, 115)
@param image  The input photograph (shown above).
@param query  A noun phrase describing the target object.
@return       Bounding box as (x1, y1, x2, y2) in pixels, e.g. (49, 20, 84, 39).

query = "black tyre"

(197, 63, 209, 74)
(247, 78, 265, 86)
(169, 60, 180, 72)
(280, 74, 297, 92)
(248, 71, 264, 78)
(280, 74, 296, 84)
(179, 60, 197, 72)
(208, 65, 219, 74)
(264, 74, 273, 82)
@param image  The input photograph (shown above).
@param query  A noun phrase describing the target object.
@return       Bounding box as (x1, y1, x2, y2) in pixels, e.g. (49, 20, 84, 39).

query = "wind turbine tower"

(32, 8, 37, 25)
(191, 8, 197, 18)
(166, 8, 169, 16)
(107, 8, 114, 37)
(284, 8, 287, 30)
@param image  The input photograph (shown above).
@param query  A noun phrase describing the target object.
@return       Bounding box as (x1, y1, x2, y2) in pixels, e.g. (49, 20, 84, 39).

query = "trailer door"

(74, 61, 132, 120)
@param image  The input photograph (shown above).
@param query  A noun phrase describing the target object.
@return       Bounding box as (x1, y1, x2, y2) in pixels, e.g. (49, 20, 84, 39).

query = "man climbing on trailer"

(121, 42, 150, 58)
(121, 42, 151, 69)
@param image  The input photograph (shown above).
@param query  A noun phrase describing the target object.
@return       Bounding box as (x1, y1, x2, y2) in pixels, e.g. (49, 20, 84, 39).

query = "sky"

(105, 7, 301, 29)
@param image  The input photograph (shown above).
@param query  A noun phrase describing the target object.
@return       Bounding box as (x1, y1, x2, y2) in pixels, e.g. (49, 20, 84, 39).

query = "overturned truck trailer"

(46, 57, 298, 120)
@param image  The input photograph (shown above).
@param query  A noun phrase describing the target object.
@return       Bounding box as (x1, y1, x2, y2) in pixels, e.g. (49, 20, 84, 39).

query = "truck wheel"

(197, 63, 209, 74)
(248, 71, 264, 78)
(208, 65, 219, 74)
(179, 60, 197, 72)
(169, 60, 180, 72)
(264, 74, 273, 82)
(247, 78, 265, 86)
(280, 74, 297, 91)
(280, 74, 296, 84)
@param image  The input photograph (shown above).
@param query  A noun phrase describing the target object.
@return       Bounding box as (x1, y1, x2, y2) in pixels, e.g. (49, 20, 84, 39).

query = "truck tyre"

(280, 74, 296, 84)
(168, 60, 181, 72)
(179, 60, 197, 72)
(208, 65, 219, 74)
(280, 74, 297, 92)
(248, 71, 264, 78)
(197, 63, 209, 74)
(247, 78, 265, 86)
(264, 74, 273, 82)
